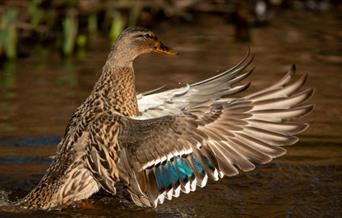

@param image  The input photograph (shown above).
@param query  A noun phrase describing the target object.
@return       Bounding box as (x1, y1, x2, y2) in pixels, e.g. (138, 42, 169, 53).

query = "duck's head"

(110, 27, 177, 65)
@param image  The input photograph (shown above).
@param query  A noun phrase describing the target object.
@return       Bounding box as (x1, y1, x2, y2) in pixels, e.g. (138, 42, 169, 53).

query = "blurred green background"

(0, 0, 338, 59)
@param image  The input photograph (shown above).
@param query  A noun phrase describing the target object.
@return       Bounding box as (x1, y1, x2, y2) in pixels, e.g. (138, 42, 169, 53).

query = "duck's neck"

(92, 58, 138, 117)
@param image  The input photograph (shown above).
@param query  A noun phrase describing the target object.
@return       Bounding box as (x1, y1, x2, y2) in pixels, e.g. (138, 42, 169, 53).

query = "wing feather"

(85, 58, 313, 208)
(137, 51, 254, 118)
(114, 64, 313, 207)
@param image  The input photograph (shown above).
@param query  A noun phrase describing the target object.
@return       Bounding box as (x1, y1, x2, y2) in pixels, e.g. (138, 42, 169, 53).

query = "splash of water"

(0, 190, 11, 207)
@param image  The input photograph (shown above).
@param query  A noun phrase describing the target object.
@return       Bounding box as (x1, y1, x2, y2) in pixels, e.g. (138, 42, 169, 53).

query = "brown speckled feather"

(18, 28, 146, 209)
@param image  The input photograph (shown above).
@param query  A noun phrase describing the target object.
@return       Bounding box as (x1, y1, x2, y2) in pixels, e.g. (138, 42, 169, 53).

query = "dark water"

(0, 10, 341, 218)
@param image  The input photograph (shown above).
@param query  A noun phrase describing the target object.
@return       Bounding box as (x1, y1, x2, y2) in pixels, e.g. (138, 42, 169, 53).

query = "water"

(0, 10, 341, 218)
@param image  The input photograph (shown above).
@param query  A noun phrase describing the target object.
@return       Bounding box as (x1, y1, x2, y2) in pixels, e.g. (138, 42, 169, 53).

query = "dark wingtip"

(243, 82, 252, 92)
(298, 123, 310, 134)
(306, 88, 315, 101)
(246, 46, 251, 56)
(288, 64, 296, 77)
(191, 48, 254, 88)
(303, 104, 315, 116)
(310, 87, 316, 98)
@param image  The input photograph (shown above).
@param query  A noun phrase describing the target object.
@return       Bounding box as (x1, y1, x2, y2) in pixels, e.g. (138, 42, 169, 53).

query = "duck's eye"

(136, 33, 155, 40)
(144, 34, 154, 39)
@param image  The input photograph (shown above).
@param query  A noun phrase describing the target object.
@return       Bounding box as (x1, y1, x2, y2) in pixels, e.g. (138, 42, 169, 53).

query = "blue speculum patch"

(161, 164, 172, 189)
(168, 162, 179, 183)
(204, 156, 215, 169)
(154, 155, 213, 190)
(181, 158, 193, 177)
(175, 158, 188, 180)
(155, 157, 197, 190)
(192, 155, 205, 175)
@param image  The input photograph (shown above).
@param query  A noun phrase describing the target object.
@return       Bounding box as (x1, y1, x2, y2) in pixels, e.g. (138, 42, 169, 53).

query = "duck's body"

(18, 27, 313, 209)
(19, 29, 141, 209)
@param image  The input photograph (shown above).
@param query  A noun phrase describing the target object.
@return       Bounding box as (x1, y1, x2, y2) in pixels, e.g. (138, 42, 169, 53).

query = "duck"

(17, 27, 314, 209)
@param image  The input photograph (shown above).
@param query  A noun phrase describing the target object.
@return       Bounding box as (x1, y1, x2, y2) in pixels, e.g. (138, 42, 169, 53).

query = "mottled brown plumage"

(18, 27, 174, 209)
(18, 27, 313, 210)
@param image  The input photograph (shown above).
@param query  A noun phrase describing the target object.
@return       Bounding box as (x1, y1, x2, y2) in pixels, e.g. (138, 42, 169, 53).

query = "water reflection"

(60, 58, 78, 88)
(0, 61, 16, 97)
(0, 61, 17, 134)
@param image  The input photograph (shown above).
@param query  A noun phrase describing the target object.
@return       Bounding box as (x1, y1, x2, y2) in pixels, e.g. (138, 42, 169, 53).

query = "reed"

(109, 11, 125, 43)
(62, 11, 78, 56)
(0, 10, 18, 59)
(28, 0, 44, 28)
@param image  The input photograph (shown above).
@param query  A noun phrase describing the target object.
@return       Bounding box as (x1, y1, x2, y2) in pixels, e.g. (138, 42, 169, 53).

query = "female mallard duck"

(18, 27, 313, 209)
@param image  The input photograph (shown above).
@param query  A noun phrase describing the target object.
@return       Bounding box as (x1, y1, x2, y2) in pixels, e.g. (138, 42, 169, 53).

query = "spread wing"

(136, 50, 254, 119)
(117, 65, 313, 207)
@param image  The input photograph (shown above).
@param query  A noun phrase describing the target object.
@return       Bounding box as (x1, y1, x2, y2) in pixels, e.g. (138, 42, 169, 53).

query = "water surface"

(0, 10, 341, 218)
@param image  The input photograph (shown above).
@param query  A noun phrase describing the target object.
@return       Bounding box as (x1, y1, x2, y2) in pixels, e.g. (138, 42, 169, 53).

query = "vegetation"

(0, 10, 18, 59)
(0, 0, 192, 59)
(0, 0, 336, 60)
